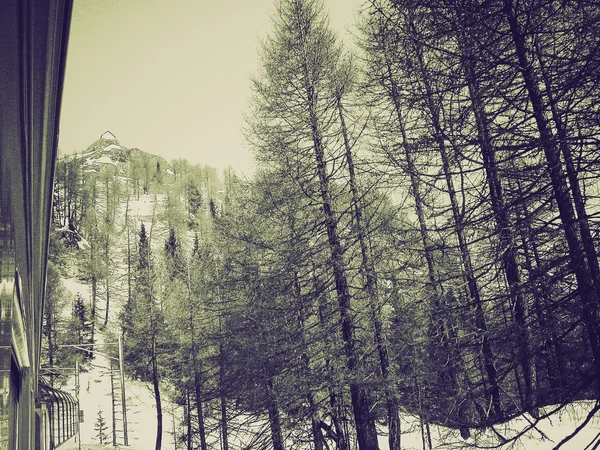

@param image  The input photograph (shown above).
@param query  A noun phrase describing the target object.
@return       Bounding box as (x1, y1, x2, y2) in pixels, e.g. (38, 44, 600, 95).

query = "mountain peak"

(85, 131, 123, 155)
(100, 130, 117, 142)
(80, 133, 171, 175)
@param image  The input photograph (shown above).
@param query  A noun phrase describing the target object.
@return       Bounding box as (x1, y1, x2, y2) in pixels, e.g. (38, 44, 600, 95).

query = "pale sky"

(58, 0, 365, 177)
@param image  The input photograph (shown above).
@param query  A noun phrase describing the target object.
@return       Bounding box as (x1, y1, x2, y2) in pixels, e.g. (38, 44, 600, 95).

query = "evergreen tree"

(247, 1, 379, 447)
(71, 294, 93, 360)
(188, 182, 203, 217)
(121, 222, 167, 450)
(209, 198, 217, 218)
(95, 409, 109, 444)
(42, 259, 68, 385)
(164, 226, 184, 280)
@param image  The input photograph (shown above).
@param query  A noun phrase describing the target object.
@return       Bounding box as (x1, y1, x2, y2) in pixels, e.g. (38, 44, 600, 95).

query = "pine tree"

(247, 1, 379, 447)
(95, 409, 109, 444)
(72, 293, 93, 360)
(42, 259, 67, 385)
(163, 228, 210, 450)
(121, 222, 166, 450)
(164, 226, 184, 280)
(188, 182, 203, 217)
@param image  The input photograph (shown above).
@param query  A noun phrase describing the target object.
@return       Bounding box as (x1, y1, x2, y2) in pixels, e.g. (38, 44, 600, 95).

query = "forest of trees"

(43, 1, 600, 449)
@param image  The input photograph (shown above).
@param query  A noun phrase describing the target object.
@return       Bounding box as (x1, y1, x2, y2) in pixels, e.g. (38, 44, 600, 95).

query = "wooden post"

(110, 361, 117, 446)
(76, 360, 81, 450)
(119, 334, 129, 445)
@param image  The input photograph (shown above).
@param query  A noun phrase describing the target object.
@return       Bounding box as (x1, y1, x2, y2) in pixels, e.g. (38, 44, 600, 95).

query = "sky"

(58, 0, 365, 177)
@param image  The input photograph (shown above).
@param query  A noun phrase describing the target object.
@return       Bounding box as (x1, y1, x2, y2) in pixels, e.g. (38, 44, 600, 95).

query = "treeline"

(42, 137, 225, 388)
(44, 1, 600, 450)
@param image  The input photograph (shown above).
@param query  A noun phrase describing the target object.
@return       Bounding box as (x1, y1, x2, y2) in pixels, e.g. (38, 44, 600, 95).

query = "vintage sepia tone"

(1, 1, 600, 450)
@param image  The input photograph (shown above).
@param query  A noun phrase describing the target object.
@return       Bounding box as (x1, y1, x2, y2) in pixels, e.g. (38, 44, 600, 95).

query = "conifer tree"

(121, 222, 166, 450)
(163, 228, 210, 450)
(95, 409, 109, 444)
(42, 259, 69, 385)
(71, 294, 93, 360)
(248, 1, 379, 447)
(358, 0, 600, 432)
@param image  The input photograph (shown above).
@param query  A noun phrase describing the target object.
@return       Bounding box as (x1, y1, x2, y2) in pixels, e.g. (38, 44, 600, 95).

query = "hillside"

(44, 132, 230, 448)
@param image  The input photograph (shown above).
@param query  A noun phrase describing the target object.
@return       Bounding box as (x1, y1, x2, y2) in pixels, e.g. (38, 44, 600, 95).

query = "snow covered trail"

(374, 401, 600, 450)
(62, 346, 183, 449)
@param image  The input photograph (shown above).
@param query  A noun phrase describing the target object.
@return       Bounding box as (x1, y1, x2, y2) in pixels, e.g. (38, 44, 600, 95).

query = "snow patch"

(78, 236, 90, 250)
(103, 143, 122, 151)
(62, 277, 91, 299)
(127, 194, 165, 217)
(374, 402, 600, 450)
(86, 155, 118, 166)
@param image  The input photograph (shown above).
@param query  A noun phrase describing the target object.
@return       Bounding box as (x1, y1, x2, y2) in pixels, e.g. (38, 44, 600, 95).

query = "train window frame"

(10, 272, 29, 370)
(8, 353, 21, 450)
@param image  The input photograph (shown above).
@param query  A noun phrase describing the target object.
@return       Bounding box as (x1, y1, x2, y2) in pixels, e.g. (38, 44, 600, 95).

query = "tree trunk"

(91, 274, 97, 345)
(458, 28, 534, 412)
(89, 181, 97, 343)
(104, 277, 110, 328)
(337, 98, 400, 449)
(305, 68, 378, 450)
(194, 369, 207, 450)
(186, 389, 192, 450)
(328, 388, 350, 450)
(315, 282, 350, 450)
(503, 0, 600, 389)
(266, 377, 285, 450)
(152, 336, 163, 450)
(189, 288, 208, 450)
(291, 268, 324, 450)
(309, 393, 324, 450)
(218, 315, 229, 450)
(408, 19, 502, 420)
(104, 231, 110, 328)
(220, 394, 228, 450)
(110, 362, 117, 447)
(104, 175, 111, 328)
(125, 197, 132, 307)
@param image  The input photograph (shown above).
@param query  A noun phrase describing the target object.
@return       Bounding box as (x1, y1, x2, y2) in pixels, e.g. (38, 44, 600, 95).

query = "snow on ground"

(60, 255, 180, 448)
(483, 402, 600, 450)
(62, 277, 91, 300)
(373, 401, 600, 450)
(86, 156, 118, 166)
(59, 334, 182, 450)
(127, 194, 165, 218)
(60, 391, 600, 450)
